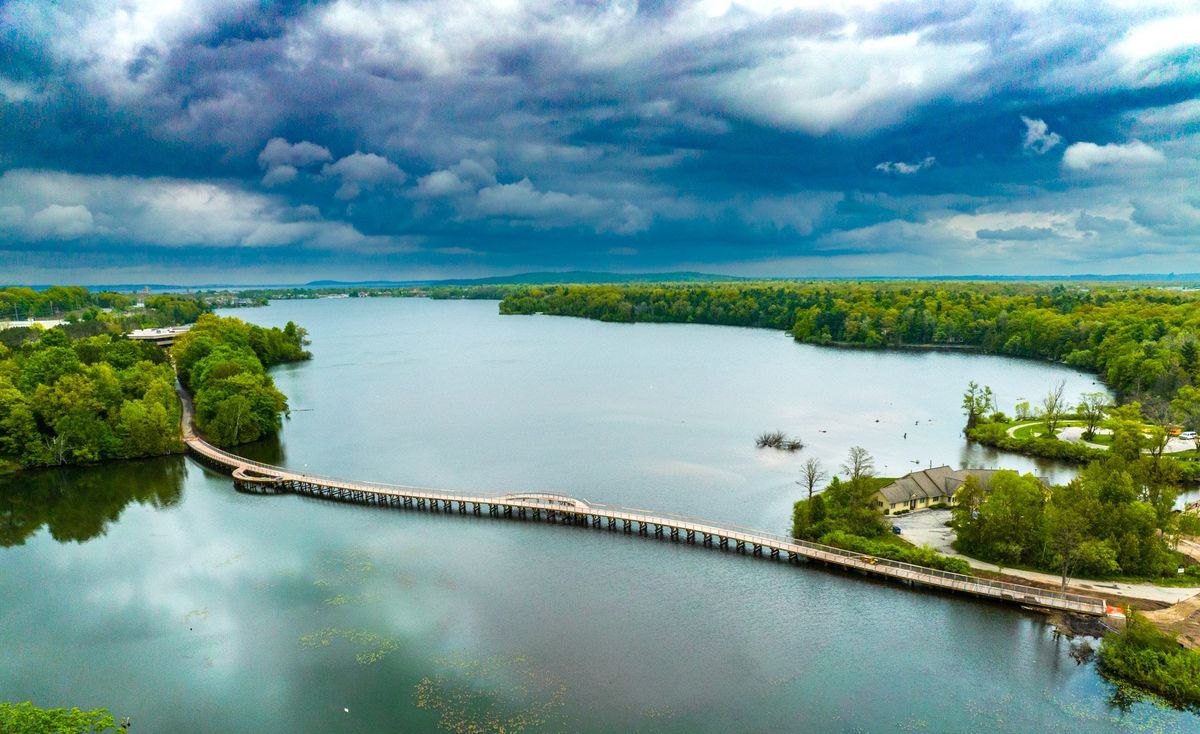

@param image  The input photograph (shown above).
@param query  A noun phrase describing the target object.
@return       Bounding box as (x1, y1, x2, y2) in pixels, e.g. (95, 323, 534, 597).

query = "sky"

(1, 0, 1198, 285)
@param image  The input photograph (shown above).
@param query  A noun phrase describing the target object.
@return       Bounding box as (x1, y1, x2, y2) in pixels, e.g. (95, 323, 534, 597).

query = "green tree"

(0, 701, 119, 733)
(1076, 391, 1111, 440)
(1171, 385, 1200, 451)
(1045, 479, 1098, 588)
(961, 381, 994, 431)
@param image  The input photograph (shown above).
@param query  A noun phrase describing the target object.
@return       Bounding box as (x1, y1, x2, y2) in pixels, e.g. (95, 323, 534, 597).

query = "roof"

(126, 325, 191, 339)
(875, 466, 1016, 504)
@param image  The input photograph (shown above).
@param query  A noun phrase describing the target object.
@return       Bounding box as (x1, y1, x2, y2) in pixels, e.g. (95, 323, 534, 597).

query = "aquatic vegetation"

(755, 431, 803, 451)
(412, 653, 567, 733)
(1098, 612, 1200, 712)
(298, 627, 399, 665)
(313, 551, 378, 606)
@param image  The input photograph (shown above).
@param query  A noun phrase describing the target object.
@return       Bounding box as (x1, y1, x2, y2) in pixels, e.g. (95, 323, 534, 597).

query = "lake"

(2, 297, 1195, 733)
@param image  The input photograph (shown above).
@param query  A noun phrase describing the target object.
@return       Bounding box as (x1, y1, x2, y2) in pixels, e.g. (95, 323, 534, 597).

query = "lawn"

(1010, 419, 1086, 440)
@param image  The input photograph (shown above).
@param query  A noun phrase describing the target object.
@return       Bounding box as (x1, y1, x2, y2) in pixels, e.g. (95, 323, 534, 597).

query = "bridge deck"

(182, 426, 1107, 617)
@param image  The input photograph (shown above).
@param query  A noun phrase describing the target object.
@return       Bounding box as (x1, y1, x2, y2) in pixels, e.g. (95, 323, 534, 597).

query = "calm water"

(2, 297, 1195, 733)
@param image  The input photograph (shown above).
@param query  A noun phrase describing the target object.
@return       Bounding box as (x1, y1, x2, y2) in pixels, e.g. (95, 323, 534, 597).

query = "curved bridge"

(178, 390, 1106, 617)
(190, 436, 1106, 615)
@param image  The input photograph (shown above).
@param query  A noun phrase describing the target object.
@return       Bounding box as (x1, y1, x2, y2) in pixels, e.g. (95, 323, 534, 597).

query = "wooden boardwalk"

(179, 391, 1107, 617)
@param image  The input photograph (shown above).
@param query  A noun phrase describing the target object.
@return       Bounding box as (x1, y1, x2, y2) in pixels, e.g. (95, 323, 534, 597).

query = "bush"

(820, 530, 973, 575)
(1098, 611, 1200, 710)
(0, 702, 119, 733)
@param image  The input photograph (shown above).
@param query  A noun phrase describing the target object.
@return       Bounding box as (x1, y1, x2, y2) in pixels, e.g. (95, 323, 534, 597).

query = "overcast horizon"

(2, 0, 1198, 284)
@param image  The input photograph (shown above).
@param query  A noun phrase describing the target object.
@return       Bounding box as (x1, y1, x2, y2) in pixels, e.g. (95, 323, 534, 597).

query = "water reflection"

(0, 457, 184, 547)
(232, 431, 288, 466)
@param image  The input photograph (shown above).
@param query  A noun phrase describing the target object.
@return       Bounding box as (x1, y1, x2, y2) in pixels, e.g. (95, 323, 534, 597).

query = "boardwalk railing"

(178, 387, 1107, 616)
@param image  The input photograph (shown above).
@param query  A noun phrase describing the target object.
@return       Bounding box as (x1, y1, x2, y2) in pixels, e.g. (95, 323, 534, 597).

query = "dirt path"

(1144, 594, 1200, 649)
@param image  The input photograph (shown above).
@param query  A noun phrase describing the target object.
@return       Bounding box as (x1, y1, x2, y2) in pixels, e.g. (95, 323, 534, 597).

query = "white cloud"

(19, 0, 252, 99)
(1116, 12, 1200, 61)
(0, 169, 413, 252)
(415, 158, 497, 197)
(258, 138, 333, 169)
(260, 164, 298, 187)
(474, 178, 649, 234)
(1062, 140, 1165, 170)
(875, 156, 935, 175)
(323, 152, 406, 199)
(708, 33, 984, 134)
(28, 204, 96, 239)
(0, 76, 40, 103)
(1129, 99, 1200, 132)
(1132, 198, 1200, 236)
(257, 138, 332, 186)
(1020, 116, 1061, 154)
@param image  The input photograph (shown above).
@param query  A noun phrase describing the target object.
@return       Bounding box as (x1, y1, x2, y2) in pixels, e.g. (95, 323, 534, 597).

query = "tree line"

(0, 285, 207, 325)
(172, 315, 311, 447)
(498, 281, 1200, 408)
(952, 457, 1186, 583)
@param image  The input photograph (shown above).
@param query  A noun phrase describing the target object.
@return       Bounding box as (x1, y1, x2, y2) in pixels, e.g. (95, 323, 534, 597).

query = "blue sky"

(1, 0, 1198, 284)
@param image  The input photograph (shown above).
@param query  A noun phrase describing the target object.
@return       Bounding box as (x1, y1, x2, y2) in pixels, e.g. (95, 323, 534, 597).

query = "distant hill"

(304, 271, 749, 287)
(12, 271, 1200, 292)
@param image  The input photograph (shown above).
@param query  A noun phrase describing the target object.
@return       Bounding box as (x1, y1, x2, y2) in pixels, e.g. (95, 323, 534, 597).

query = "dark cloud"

(975, 226, 1060, 241)
(0, 0, 1198, 282)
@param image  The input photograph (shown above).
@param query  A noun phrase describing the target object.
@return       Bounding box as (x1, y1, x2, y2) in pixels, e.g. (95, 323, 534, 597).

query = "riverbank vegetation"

(965, 380, 1200, 482)
(0, 701, 122, 733)
(499, 280, 1200, 412)
(792, 447, 972, 574)
(1098, 611, 1200, 711)
(173, 315, 311, 447)
(0, 325, 182, 470)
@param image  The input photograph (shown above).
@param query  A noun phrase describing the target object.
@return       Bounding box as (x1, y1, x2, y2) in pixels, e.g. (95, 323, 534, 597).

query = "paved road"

(1007, 422, 1196, 454)
(891, 509, 1200, 604)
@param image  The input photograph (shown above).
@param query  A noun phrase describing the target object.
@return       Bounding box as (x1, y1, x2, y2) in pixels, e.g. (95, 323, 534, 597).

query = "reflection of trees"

(0, 457, 185, 547)
(228, 432, 287, 467)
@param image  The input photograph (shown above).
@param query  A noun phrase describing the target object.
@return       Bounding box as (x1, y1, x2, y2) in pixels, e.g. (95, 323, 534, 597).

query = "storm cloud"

(0, 0, 1198, 283)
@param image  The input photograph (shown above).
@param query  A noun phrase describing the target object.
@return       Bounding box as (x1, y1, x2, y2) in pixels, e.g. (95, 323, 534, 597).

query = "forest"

(0, 286, 207, 326)
(0, 326, 182, 470)
(499, 282, 1200, 408)
(0, 300, 309, 469)
(951, 454, 1192, 581)
(172, 315, 311, 447)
